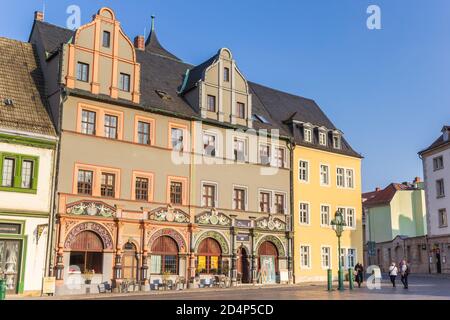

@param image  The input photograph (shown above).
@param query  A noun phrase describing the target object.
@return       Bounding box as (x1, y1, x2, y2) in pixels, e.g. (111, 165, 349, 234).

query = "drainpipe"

(288, 138, 294, 284)
(45, 86, 67, 280)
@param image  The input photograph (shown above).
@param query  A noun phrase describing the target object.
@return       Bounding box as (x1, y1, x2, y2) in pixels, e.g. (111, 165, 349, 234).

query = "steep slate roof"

(30, 20, 360, 156)
(145, 27, 181, 62)
(136, 50, 197, 117)
(182, 53, 219, 93)
(363, 183, 416, 207)
(32, 20, 75, 54)
(0, 37, 56, 137)
(419, 127, 450, 155)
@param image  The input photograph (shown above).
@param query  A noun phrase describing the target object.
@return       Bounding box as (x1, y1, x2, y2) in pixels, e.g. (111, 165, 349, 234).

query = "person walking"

(389, 262, 398, 287)
(354, 262, 364, 288)
(399, 259, 409, 289)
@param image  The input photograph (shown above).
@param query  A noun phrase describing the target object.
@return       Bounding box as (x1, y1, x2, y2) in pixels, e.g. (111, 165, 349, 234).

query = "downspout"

(288, 137, 295, 284)
(46, 83, 67, 279)
(44, 45, 66, 281)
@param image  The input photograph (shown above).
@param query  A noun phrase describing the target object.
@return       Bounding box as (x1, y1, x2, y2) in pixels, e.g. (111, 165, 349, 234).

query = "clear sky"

(1, 0, 450, 192)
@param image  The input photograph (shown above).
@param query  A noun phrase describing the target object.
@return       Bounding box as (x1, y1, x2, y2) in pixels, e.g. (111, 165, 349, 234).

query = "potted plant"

(84, 269, 95, 284)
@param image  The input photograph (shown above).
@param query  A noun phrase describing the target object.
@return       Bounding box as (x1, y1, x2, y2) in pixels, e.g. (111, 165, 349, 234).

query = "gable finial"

(151, 15, 155, 33)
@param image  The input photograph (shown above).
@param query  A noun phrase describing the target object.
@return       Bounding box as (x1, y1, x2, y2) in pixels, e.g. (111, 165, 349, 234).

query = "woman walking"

(389, 262, 398, 287)
(354, 262, 364, 288)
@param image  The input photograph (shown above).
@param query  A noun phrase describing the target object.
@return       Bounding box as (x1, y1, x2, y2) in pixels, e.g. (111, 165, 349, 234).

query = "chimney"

(34, 11, 44, 22)
(134, 35, 145, 51)
(413, 177, 421, 184)
(375, 187, 381, 192)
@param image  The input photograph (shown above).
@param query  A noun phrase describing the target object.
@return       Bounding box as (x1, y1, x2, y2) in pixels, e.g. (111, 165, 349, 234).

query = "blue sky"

(1, 0, 450, 192)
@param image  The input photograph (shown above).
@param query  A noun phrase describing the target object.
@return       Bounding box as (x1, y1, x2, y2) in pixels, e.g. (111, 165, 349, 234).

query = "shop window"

(150, 236, 178, 274)
(69, 231, 104, 273)
(197, 238, 222, 274)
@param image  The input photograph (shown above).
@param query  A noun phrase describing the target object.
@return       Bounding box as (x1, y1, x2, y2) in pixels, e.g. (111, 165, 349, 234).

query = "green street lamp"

(331, 210, 346, 291)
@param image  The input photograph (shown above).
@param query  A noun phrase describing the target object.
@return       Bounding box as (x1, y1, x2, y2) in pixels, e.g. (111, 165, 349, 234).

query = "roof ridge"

(248, 81, 316, 104)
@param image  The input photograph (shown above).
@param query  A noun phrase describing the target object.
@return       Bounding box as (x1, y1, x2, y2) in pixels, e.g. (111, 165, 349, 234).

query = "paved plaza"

(11, 274, 450, 300)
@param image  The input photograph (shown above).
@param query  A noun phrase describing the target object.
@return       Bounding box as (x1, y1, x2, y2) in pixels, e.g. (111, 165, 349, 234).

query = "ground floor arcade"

(53, 201, 292, 295)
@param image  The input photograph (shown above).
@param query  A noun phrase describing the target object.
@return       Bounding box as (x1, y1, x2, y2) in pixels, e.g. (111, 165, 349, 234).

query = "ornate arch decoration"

(195, 231, 230, 255)
(149, 205, 189, 223)
(195, 209, 231, 226)
(256, 235, 286, 257)
(64, 222, 114, 250)
(148, 228, 187, 253)
(66, 200, 116, 218)
(235, 243, 251, 256)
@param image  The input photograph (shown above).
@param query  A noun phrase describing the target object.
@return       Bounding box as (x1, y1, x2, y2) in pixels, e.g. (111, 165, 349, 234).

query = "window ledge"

(0, 186, 37, 194)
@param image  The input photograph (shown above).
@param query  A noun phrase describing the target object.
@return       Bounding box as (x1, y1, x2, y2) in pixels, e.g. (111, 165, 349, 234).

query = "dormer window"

(333, 134, 341, 149)
(224, 67, 230, 82)
(319, 131, 327, 146)
(304, 128, 312, 143)
(102, 31, 111, 48)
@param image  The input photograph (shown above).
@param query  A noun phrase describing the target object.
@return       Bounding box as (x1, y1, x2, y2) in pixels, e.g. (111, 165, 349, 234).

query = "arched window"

(150, 236, 178, 274)
(69, 231, 104, 273)
(197, 238, 222, 274)
(122, 242, 138, 280)
(258, 241, 279, 273)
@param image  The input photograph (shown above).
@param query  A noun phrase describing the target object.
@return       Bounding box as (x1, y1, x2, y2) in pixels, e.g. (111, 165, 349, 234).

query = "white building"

(419, 125, 450, 274)
(0, 37, 57, 295)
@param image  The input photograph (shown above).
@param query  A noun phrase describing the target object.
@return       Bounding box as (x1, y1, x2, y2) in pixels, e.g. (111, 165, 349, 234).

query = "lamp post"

(331, 210, 346, 291)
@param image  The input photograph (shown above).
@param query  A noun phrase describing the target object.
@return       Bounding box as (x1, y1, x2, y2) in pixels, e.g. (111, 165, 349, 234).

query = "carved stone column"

(141, 221, 149, 284)
(230, 227, 237, 286)
(113, 221, 124, 286)
(286, 231, 294, 284)
(250, 228, 258, 284)
(187, 223, 196, 289)
(55, 217, 66, 280)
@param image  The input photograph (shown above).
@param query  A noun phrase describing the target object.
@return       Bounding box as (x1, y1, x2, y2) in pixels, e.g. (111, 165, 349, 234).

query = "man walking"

(400, 259, 409, 289)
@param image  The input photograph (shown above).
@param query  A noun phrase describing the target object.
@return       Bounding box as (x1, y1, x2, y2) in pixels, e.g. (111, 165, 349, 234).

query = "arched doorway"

(69, 231, 104, 273)
(258, 241, 278, 284)
(122, 242, 138, 281)
(197, 238, 222, 275)
(236, 246, 250, 283)
(150, 236, 179, 275)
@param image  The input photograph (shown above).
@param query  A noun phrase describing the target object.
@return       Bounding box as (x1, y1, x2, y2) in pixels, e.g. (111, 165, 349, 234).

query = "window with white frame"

(299, 203, 309, 224)
(333, 134, 341, 149)
(321, 205, 330, 226)
(259, 144, 271, 166)
(300, 246, 310, 268)
(339, 248, 346, 268)
(437, 179, 445, 198)
(234, 138, 247, 162)
(346, 208, 355, 228)
(304, 128, 312, 143)
(321, 247, 331, 269)
(274, 147, 285, 168)
(299, 161, 309, 182)
(433, 156, 444, 171)
(203, 132, 216, 157)
(320, 165, 330, 185)
(202, 183, 217, 208)
(439, 209, 448, 228)
(337, 167, 345, 187)
(347, 249, 356, 268)
(319, 131, 327, 146)
(346, 169, 354, 188)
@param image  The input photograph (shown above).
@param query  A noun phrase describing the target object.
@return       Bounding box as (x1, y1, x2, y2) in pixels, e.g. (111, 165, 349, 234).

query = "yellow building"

(291, 120, 363, 282)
